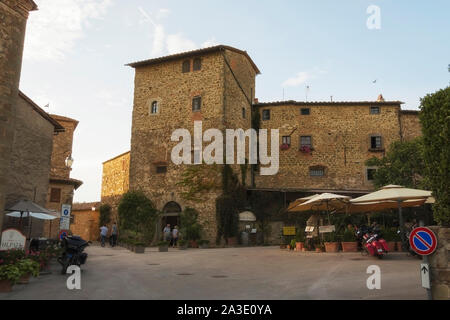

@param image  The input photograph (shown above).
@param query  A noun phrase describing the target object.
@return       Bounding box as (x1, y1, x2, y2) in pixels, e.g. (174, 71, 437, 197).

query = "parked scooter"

(57, 235, 89, 274)
(356, 225, 389, 259)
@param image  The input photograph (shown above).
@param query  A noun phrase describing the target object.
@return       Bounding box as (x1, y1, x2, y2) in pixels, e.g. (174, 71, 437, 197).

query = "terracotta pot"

(18, 273, 31, 285)
(342, 242, 358, 252)
(386, 242, 396, 252)
(135, 246, 145, 254)
(158, 245, 169, 252)
(296, 242, 304, 251)
(227, 237, 237, 246)
(0, 280, 13, 293)
(325, 242, 340, 253)
(189, 241, 198, 248)
(315, 248, 322, 253)
(280, 244, 287, 249)
(301, 248, 307, 252)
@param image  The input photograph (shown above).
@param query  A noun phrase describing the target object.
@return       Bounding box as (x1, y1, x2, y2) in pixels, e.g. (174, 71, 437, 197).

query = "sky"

(19, 0, 450, 203)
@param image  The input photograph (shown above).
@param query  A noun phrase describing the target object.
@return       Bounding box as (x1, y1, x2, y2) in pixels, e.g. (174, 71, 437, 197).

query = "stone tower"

(0, 0, 37, 231)
(127, 45, 259, 242)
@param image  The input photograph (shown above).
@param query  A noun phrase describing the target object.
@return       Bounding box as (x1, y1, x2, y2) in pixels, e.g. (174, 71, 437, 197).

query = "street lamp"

(65, 155, 74, 169)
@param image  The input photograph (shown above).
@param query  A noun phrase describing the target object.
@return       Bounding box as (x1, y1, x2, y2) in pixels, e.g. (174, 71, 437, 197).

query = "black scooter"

(57, 236, 89, 274)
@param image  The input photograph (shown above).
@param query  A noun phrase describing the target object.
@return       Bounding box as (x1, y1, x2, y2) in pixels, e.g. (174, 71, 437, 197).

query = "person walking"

(163, 224, 172, 244)
(100, 225, 108, 247)
(111, 222, 118, 247)
(172, 226, 179, 248)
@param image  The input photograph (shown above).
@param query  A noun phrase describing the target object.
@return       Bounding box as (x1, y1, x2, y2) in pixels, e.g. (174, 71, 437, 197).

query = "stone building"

(2, 91, 64, 238)
(0, 0, 38, 232)
(70, 202, 100, 241)
(102, 45, 422, 244)
(43, 114, 83, 238)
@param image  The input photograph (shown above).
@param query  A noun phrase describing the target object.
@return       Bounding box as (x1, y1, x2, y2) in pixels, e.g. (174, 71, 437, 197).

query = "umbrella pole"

(398, 200, 405, 249)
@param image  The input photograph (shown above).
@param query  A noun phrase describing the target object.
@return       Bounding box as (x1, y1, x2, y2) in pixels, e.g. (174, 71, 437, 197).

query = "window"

(282, 136, 291, 146)
(182, 60, 190, 73)
(370, 106, 380, 115)
(192, 96, 202, 112)
(310, 166, 325, 177)
(301, 108, 310, 115)
(156, 166, 167, 174)
(300, 136, 312, 148)
(150, 101, 158, 114)
(242, 108, 246, 119)
(70, 215, 75, 224)
(370, 136, 382, 149)
(367, 168, 377, 181)
(262, 109, 271, 121)
(50, 188, 61, 203)
(193, 58, 202, 71)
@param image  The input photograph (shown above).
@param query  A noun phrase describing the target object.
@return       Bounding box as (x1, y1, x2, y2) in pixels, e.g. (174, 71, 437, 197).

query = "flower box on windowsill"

(280, 144, 290, 151)
(368, 148, 385, 153)
(300, 146, 314, 154)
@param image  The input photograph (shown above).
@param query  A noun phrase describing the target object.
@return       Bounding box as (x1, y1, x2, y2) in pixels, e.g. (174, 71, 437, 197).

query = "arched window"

(182, 60, 190, 73)
(150, 101, 158, 114)
(193, 58, 202, 71)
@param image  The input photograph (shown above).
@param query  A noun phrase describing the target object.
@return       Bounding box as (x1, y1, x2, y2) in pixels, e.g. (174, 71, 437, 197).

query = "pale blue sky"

(19, 0, 450, 202)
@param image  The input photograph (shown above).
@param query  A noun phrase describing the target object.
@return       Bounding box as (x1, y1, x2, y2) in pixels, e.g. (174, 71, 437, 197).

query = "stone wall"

(129, 49, 257, 243)
(254, 103, 410, 192)
(0, 0, 36, 231)
(70, 209, 100, 241)
(49, 115, 78, 179)
(428, 226, 450, 300)
(400, 111, 422, 142)
(102, 151, 130, 199)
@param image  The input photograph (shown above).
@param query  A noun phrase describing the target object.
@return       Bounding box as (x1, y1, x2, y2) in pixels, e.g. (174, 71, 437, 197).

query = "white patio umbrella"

(350, 185, 432, 243)
(5, 200, 59, 239)
(289, 193, 351, 213)
(286, 194, 320, 212)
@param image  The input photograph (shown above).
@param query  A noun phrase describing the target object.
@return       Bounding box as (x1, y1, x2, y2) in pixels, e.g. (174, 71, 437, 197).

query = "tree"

(99, 204, 112, 227)
(179, 208, 203, 241)
(118, 191, 158, 241)
(419, 87, 450, 226)
(366, 138, 427, 189)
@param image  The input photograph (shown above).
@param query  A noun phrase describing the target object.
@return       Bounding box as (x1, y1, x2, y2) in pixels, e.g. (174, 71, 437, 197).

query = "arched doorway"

(161, 202, 182, 235)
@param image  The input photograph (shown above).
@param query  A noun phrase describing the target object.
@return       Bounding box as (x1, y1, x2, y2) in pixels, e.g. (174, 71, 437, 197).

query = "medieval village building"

(101, 45, 422, 244)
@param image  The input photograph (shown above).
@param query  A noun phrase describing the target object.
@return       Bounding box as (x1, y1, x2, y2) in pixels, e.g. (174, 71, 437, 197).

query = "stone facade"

(2, 91, 62, 238)
(253, 101, 422, 193)
(70, 202, 100, 241)
(43, 115, 82, 238)
(0, 0, 37, 232)
(127, 46, 258, 242)
(104, 45, 422, 244)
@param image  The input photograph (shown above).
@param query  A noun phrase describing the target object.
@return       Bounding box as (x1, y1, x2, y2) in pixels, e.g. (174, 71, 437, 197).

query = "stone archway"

(160, 202, 182, 239)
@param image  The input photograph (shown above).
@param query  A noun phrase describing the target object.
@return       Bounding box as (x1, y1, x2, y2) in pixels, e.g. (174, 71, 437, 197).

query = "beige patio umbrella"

(289, 193, 351, 213)
(350, 185, 432, 243)
(286, 194, 320, 212)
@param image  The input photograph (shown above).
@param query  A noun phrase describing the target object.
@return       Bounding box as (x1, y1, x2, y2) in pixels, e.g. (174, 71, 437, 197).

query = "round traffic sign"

(59, 230, 69, 240)
(409, 227, 437, 256)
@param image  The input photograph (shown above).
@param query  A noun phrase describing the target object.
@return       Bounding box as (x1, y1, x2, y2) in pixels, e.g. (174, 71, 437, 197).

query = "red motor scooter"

(356, 226, 389, 259)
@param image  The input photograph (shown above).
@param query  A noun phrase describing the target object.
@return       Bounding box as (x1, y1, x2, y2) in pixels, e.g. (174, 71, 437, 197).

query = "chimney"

(377, 94, 385, 102)
(254, 98, 259, 104)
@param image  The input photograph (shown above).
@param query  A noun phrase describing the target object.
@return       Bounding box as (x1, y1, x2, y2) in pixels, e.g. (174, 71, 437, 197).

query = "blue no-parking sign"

(409, 227, 437, 256)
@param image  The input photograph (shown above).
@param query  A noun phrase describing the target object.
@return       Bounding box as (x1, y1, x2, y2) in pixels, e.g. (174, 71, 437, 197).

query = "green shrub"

(0, 264, 22, 283)
(180, 208, 203, 241)
(157, 241, 169, 247)
(17, 259, 40, 277)
(342, 228, 357, 242)
(324, 232, 338, 242)
(198, 240, 210, 245)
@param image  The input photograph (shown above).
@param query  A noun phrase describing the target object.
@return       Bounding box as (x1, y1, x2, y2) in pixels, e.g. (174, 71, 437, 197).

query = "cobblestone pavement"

(0, 245, 426, 300)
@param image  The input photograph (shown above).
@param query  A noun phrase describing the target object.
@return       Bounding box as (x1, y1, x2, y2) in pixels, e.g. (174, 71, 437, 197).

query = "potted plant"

(324, 232, 340, 253)
(0, 264, 21, 292)
(178, 239, 188, 250)
(199, 240, 210, 249)
(341, 228, 358, 252)
(280, 143, 290, 151)
(300, 146, 312, 154)
(158, 241, 169, 252)
(134, 242, 146, 254)
(382, 228, 397, 252)
(289, 239, 296, 251)
(295, 229, 305, 251)
(17, 259, 40, 284)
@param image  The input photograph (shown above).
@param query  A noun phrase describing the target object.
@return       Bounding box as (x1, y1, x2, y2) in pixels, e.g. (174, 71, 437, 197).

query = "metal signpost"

(409, 223, 437, 300)
(60, 204, 72, 232)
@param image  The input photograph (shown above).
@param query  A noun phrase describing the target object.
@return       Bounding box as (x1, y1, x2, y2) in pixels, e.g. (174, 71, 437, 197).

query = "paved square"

(0, 246, 426, 300)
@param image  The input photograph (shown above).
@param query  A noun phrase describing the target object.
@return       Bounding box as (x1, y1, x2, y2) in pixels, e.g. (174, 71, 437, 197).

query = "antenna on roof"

(305, 85, 310, 102)
(283, 88, 285, 101)
(43, 103, 49, 108)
